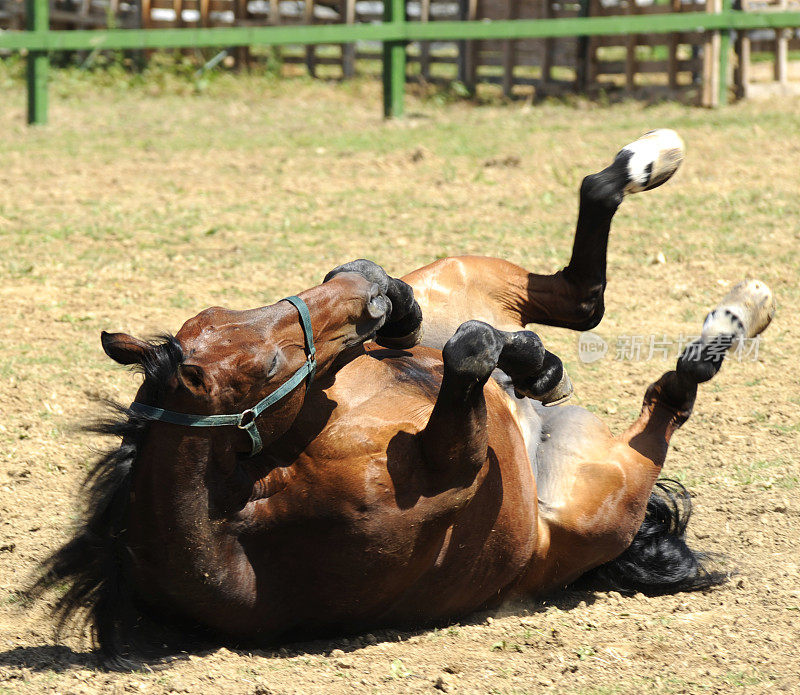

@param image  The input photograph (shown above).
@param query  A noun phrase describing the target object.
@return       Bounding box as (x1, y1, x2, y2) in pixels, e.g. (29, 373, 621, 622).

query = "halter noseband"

(128, 296, 316, 457)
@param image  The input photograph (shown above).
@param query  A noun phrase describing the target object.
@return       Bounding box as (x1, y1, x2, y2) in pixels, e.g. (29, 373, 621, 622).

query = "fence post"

(382, 0, 406, 118)
(718, 0, 732, 105)
(26, 0, 49, 124)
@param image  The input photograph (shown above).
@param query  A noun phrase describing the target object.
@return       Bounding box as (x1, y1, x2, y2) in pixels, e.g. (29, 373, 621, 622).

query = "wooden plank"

(342, 0, 356, 79)
(305, 0, 316, 78)
(542, 0, 553, 84)
(419, 0, 431, 81)
(581, 0, 597, 92)
(457, 0, 478, 92)
(775, 1, 789, 85)
(592, 32, 706, 47)
(502, 0, 518, 96)
(624, 0, 638, 92)
(593, 58, 703, 74)
(668, 0, 681, 89)
(735, 30, 751, 98)
(702, 0, 721, 107)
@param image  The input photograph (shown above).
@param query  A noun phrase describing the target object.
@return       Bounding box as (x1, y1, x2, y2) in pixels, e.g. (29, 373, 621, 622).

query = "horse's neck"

(131, 432, 256, 603)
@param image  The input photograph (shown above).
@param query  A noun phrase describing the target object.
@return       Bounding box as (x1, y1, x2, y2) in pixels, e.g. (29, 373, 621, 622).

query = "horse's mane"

(27, 335, 184, 669)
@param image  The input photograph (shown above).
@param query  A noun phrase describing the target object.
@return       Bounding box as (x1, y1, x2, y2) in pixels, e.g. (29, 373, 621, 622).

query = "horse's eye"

(266, 352, 280, 378)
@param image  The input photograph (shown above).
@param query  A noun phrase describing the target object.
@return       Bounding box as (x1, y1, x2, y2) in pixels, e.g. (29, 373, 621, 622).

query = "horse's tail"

(27, 406, 144, 670)
(576, 479, 729, 594)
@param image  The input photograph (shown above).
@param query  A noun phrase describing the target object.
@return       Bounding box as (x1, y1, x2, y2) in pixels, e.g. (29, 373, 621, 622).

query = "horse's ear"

(101, 331, 150, 365)
(177, 364, 208, 395)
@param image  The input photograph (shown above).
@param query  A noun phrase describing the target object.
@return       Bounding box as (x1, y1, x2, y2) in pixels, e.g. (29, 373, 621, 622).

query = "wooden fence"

(3, 0, 800, 123)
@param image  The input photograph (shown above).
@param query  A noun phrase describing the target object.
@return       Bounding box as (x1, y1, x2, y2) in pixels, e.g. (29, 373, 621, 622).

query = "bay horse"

(32, 130, 775, 667)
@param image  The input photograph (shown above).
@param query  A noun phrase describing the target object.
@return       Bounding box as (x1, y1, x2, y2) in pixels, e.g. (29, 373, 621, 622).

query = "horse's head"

(101, 261, 421, 457)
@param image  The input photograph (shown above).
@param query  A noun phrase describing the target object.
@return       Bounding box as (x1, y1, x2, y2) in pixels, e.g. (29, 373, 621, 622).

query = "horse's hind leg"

(623, 279, 775, 466)
(421, 321, 566, 487)
(526, 280, 775, 593)
(402, 130, 685, 343)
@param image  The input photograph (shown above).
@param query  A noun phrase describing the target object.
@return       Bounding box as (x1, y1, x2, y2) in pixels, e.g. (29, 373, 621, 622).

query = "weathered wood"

(419, 0, 431, 81)
(734, 30, 751, 98)
(542, 0, 553, 84)
(593, 58, 703, 75)
(457, 0, 479, 93)
(775, 1, 789, 85)
(342, 0, 356, 79)
(625, 1, 637, 92)
(668, 0, 681, 89)
(502, 0, 519, 96)
(702, 0, 721, 106)
(305, 0, 316, 78)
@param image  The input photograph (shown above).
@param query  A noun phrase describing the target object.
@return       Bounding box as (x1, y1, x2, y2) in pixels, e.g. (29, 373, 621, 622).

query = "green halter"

(129, 295, 316, 457)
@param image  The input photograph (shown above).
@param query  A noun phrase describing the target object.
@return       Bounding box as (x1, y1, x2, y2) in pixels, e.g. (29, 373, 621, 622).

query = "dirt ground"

(0, 75, 798, 695)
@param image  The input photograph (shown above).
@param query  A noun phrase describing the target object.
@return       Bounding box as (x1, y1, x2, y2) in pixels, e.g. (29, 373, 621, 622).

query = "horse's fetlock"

(580, 172, 624, 209)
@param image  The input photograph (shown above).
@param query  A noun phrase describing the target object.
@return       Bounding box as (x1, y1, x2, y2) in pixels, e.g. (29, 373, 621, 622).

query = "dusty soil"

(0, 76, 798, 694)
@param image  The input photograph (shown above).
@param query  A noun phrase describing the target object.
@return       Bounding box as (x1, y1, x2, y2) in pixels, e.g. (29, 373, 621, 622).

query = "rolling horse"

(32, 130, 775, 667)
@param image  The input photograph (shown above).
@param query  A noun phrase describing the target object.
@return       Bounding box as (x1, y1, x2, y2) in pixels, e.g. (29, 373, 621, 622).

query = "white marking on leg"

(619, 129, 685, 194)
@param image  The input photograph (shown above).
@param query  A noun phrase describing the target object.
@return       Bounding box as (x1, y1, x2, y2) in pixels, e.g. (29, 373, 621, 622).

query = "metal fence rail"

(3, 0, 800, 124)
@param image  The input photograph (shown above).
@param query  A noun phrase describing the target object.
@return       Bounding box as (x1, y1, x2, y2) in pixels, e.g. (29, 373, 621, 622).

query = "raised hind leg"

(624, 279, 775, 466)
(421, 321, 567, 489)
(522, 280, 775, 594)
(402, 129, 685, 347)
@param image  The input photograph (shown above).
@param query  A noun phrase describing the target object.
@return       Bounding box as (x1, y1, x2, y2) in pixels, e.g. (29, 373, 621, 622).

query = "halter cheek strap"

(128, 295, 316, 457)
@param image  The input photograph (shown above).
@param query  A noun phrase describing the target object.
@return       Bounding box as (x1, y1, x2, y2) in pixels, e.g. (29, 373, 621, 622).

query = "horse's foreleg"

(420, 321, 566, 487)
(420, 321, 503, 487)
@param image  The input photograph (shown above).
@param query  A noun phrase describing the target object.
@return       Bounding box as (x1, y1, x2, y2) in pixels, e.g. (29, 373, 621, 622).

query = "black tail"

(576, 479, 729, 595)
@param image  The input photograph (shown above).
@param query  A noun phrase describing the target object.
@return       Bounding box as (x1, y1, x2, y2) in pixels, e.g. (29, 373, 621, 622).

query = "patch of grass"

(730, 457, 796, 488)
(387, 658, 411, 679)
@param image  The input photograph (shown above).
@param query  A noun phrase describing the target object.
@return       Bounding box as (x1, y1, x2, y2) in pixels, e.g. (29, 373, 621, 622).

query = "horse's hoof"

(538, 369, 573, 407)
(618, 129, 685, 195)
(701, 279, 776, 343)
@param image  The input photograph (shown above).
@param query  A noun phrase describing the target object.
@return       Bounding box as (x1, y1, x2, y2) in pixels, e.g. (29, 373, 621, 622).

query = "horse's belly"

(242, 358, 541, 633)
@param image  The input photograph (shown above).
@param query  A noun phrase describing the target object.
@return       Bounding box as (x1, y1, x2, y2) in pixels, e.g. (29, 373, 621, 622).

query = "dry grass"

(0, 73, 798, 694)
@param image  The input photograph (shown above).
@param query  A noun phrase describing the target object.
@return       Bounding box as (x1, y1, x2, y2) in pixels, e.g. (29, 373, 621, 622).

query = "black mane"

(28, 336, 183, 669)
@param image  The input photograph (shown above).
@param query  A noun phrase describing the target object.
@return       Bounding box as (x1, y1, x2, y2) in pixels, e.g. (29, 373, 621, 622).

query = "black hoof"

(325, 259, 423, 348)
(510, 351, 566, 400)
(443, 321, 504, 386)
(496, 330, 571, 404)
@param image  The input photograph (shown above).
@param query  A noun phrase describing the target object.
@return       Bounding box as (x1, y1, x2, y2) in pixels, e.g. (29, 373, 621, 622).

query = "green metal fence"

(2, 0, 800, 124)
